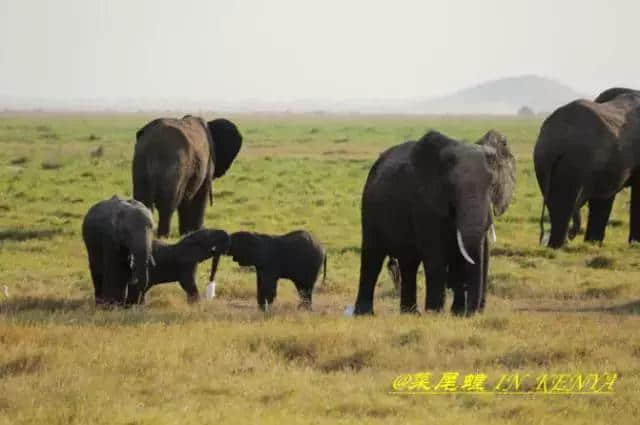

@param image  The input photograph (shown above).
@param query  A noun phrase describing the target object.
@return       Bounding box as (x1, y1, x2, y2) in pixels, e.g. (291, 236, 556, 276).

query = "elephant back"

(135, 117, 211, 158)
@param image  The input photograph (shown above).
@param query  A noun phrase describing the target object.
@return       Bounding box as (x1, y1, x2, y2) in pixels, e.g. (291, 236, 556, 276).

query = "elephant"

(125, 228, 230, 305)
(212, 230, 327, 311)
(133, 115, 242, 238)
(534, 88, 640, 248)
(82, 195, 155, 306)
(594, 87, 640, 104)
(353, 129, 515, 316)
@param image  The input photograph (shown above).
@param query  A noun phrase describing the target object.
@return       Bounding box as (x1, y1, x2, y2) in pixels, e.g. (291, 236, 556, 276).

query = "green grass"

(1, 113, 639, 424)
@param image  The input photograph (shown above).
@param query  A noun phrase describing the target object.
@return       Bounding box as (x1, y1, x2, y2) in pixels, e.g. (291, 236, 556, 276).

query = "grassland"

(0, 113, 639, 424)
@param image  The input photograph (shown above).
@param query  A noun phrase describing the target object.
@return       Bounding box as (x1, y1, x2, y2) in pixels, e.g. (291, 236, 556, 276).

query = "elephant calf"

(82, 195, 155, 306)
(126, 229, 230, 305)
(214, 230, 327, 311)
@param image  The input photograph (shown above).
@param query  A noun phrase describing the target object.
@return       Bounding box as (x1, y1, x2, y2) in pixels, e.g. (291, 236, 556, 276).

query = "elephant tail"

(539, 155, 561, 244)
(208, 179, 213, 207)
(322, 253, 327, 286)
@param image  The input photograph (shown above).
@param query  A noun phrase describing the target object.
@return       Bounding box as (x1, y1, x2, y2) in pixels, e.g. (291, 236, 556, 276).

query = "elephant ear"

(207, 119, 243, 179)
(410, 131, 458, 217)
(475, 130, 516, 216)
(230, 232, 268, 268)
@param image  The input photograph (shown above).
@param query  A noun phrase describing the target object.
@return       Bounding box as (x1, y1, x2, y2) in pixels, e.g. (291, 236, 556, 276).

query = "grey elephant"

(212, 230, 327, 311)
(133, 115, 243, 238)
(534, 87, 640, 248)
(82, 195, 155, 306)
(353, 130, 515, 316)
(126, 228, 230, 305)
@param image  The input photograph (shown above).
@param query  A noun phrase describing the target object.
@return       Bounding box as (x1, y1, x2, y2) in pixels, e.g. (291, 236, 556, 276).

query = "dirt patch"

(319, 349, 373, 373)
(0, 354, 44, 378)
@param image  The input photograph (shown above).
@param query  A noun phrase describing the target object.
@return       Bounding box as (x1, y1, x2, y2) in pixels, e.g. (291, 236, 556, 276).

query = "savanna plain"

(0, 113, 638, 425)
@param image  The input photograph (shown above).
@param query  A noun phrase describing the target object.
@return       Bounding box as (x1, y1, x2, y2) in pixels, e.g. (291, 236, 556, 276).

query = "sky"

(0, 0, 639, 108)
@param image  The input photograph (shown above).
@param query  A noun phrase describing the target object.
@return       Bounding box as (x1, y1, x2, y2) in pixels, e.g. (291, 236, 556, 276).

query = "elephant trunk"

(455, 194, 489, 264)
(455, 193, 489, 314)
(130, 237, 153, 297)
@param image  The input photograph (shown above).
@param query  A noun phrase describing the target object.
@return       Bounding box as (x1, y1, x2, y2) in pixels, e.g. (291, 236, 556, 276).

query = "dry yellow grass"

(0, 113, 639, 424)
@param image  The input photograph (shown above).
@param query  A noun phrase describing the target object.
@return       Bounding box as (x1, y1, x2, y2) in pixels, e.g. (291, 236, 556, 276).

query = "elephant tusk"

(489, 224, 497, 243)
(211, 245, 217, 252)
(128, 254, 135, 270)
(456, 229, 475, 265)
(149, 255, 156, 268)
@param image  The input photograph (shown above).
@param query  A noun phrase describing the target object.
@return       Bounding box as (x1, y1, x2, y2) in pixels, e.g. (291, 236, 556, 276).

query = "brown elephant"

(534, 88, 640, 247)
(133, 115, 242, 237)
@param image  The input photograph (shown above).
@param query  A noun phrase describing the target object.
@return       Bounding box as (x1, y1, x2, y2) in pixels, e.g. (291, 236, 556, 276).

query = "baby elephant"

(218, 230, 326, 311)
(126, 228, 230, 305)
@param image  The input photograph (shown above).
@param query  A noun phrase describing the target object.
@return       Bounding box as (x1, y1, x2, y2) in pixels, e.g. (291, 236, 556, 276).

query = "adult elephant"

(534, 89, 640, 248)
(133, 115, 242, 237)
(82, 195, 155, 305)
(353, 130, 515, 316)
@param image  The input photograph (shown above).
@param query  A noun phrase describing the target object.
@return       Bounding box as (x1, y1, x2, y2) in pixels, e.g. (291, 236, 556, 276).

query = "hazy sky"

(1, 0, 639, 105)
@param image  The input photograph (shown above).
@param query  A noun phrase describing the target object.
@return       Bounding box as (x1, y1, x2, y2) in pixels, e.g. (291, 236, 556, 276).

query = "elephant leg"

(448, 252, 466, 315)
(157, 207, 175, 239)
(585, 196, 615, 244)
(423, 250, 447, 312)
(257, 269, 278, 310)
(354, 233, 385, 315)
(568, 208, 582, 240)
(102, 253, 129, 306)
(125, 284, 147, 306)
(398, 256, 419, 314)
(178, 183, 209, 236)
(424, 263, 447, 312)
(629, 173, 640, 243)
(296, 279, 313, 310)
(87, 247, 104, 304)
(546, 174, 582, 248)
(178, 266, 200, 303)
(132, 175, 154, 212)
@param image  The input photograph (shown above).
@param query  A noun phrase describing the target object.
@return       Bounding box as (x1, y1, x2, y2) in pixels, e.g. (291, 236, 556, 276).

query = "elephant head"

(176, 228, 231, 263)
(411, 131, 515, 310)
(114, 199, 155, 291)
(227, 231, 275, 308)
(207, 119, 243, 179)
(228, 232, 266, 267)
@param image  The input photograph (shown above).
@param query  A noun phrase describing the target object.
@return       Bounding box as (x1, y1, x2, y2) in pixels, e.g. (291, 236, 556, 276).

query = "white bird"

(541, 232, 551, 247)
(205, 281, 216, 300)
(343, 305, 355, 317)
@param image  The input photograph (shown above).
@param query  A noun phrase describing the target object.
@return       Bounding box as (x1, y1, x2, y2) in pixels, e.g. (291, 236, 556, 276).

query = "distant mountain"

(412, 75, 588, 115)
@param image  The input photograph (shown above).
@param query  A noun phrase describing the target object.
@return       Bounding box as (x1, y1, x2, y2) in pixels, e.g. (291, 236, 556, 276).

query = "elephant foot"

(353, 303, 374, 316)
(567, 227, 578, 240)
(584, 237, 604, 247)
(400, 304, 420, 315)
(425, 301, 445, 313)
(451, 304, 466, 316)
(628, 234, 640, 244)
(187, 294, 200, 304)
(297, 301, 312, 311)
